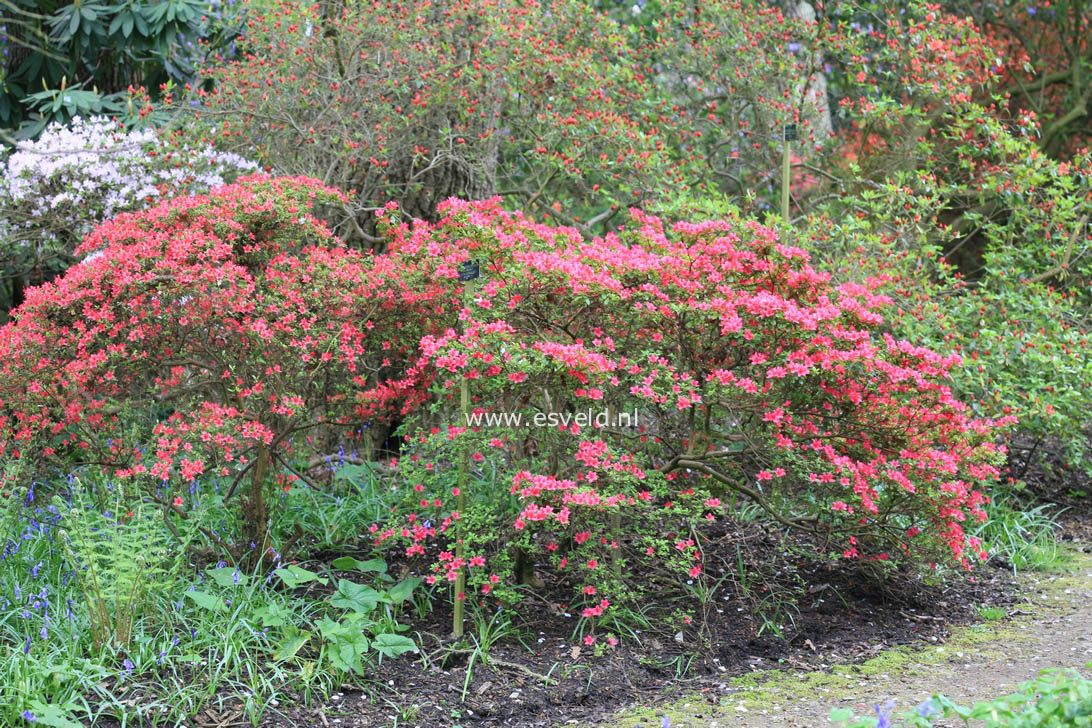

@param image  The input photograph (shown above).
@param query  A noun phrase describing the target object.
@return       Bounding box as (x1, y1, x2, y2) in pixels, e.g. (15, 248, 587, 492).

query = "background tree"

(188, 0, 666, 247)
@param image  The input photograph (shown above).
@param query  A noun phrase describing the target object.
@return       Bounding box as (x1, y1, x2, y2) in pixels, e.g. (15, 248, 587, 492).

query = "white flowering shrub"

(0, 116, 257, 309)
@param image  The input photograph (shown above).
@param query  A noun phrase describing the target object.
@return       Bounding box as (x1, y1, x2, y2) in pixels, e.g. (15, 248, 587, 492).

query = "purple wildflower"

(875, 699, 896, 728)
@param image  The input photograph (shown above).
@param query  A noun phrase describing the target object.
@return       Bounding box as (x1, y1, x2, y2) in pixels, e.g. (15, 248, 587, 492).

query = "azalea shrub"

(0, 175, 1011, 613)
(365, 197, 1012, 633)
(947, 0, 1092, 157)
(0, 175, 443, 566)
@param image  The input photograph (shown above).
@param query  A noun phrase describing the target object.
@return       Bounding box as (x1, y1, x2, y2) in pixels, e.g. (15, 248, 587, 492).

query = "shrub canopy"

(0, 175, 1011, 573)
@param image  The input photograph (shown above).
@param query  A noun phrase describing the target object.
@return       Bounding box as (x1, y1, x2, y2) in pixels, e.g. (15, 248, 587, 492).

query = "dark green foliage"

(0, 0, 243, 138)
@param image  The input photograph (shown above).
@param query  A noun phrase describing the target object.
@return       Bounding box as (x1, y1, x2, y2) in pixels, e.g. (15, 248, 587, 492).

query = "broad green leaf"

(27, 701, 83, 728)
(331, 556, 387, 574)
(372, 633, 418, 658)
(827, 707, 852, 722)
(274, 565, 327, 589)
(252, 603, 290, 627)
(207, 566, 247, 588)
(184, 590, 226, 613)
(330, 578, 387, 614)
(388, 577, 422, 605)
(272, 628, 310, 661)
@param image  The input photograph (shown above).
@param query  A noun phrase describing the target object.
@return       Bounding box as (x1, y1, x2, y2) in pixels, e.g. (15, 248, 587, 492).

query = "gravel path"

(607, 548, 1092, 728)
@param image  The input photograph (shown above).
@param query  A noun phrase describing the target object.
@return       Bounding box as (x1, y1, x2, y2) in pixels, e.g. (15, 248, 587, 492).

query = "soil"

(617, 547, 1092, 728)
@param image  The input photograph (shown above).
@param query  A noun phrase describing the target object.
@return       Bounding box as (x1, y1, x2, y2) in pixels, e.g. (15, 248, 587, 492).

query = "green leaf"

(144, 3, 170, 24)
(184, 590, 226, 613)
(274, 565, 327, 589)
(133, 10, 149, 35)
(272, 628, 310, 661)
(828, 707, 853, 723)
(388, 577, 422, 605)
(26, 701, 83, 728)
(207, 566, 247, 588)
(331, 556, 388, 574)
(330, 578, 387, 614)
(372, 633, 418, 658)
(316, 616, 370, 675)
(252, 602, 290, 627)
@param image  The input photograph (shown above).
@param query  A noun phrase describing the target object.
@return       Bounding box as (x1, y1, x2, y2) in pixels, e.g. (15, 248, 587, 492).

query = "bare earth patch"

(609, 548, 1092, 728)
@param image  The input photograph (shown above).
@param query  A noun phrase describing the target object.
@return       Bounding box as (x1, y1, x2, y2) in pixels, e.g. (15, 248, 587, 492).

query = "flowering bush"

(363, 197, 1011, 633)
(0, 175, 441, 566)
(804, 101, 1092, 476)
(0, 175, 1010, 601)
(948, 0, 1092, 157)
(0, 116, 256, 311)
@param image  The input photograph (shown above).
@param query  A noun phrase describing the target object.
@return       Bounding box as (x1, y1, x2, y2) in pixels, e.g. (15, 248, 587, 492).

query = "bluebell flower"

(917, 699, 937, 717)
(21, 710, 36, 722)
(874, 699, 895, 728)
(123, 659, 134, 675)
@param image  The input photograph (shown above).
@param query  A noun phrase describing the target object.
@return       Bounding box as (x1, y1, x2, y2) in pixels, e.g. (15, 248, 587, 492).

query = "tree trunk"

(241, 444, 272, 570)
